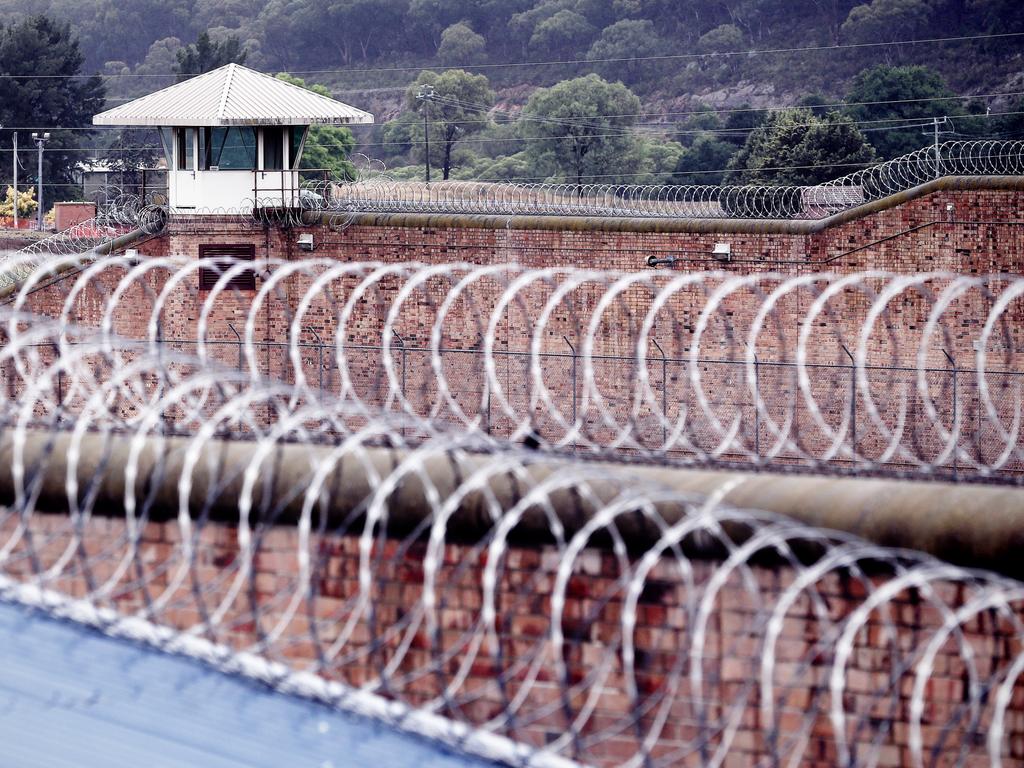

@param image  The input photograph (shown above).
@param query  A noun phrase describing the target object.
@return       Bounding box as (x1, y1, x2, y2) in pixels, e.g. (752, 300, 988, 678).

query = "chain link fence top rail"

(294, 140, 1024, 221)
(2, 256, 1022, 482)
(0, 311, 1023, 767)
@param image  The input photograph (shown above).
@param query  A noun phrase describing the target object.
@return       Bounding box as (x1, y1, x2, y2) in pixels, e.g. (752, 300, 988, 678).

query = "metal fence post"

(486, 370, 492, 436)
(478, 335, 491, 435)
(227, 322, 242, 371)
(943, 349, 958, 478)
(393, 331, 407, 437)
(753, 354, 760, 458)
(561, 339, 577, 448)
(563, 336, 577, 428)
(651, 338, 668, 447)
(841, 345, 856, 457)
(306, 326, 324, 397)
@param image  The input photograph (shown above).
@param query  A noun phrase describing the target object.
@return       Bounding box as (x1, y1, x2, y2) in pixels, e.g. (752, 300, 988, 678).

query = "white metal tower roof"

(93, 64, 374, 127)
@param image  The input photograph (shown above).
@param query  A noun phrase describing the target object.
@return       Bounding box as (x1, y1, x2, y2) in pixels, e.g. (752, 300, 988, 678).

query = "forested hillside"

(0, 0, 1022, 195)
(3, 0, 1022, 95)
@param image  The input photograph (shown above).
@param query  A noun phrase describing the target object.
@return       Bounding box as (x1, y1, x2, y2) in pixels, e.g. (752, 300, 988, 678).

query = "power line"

(1, 31, 1021, 81)
(5, 148, 1021, 188)
(3, 110, 1022, 156)
(13, 89, 1023, 131)
(2, 105, 1020, 171)
(288, 31, 1024, 74)
(0, 122, 995, 156)
(358, 110, 1024, 148)
(413, 89, 1024, 129)
(0, 154, 980, 188)
(390, 93, 1024, 145)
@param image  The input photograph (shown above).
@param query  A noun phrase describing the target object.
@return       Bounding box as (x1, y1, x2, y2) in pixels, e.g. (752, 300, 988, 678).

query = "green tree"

(694, 23, 746, 82)
(472, 152, 532, 182)
(16, 0, 196, 73)
(437, 21, 486, 64)
(132, 37, 182, 89)
(968, 0, 1024, 36)
(194, 0, 268, 30)
(406, 0, 517, 53)
(808, 0, 857, 45)
(378, 112, 420, 164)
(796, 93, 832, 117)
(727, 108, 876, 185)
(675, 104, 723, 147)
(672, 134, 737, 185)
(275, 74, 357, 179)
(0, 186, 38, 218)
(175, 31, 247, 80)
(253, 0, 308, 69)
(322, 0, 409, 64)
(840, 0, 931, 43)
(407, 69, 495, 180)
(522, 74, 642, 190)
(586, 19, 663, 82)
(721, 106, 769, 147)
(507, 0, 574, 53)
(528, 10, 595, 54)
(632, 136, 685, 185)
(993, 98, 1024, 140)
(844, 64, 961, 158)
(0, 15, 106, 198)
(696, 23, 745, 53)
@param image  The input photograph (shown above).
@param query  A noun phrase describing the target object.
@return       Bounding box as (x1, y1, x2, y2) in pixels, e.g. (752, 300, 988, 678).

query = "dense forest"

(4, 0, 1022, 91)
(0, 0, 1022, 198)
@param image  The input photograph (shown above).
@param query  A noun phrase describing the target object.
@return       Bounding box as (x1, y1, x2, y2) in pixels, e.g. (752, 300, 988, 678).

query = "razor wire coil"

(2, 255, 1023, 481)
(0, 309, 1021, 767)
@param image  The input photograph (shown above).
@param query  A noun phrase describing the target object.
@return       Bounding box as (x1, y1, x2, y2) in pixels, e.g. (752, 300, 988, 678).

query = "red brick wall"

(53, 202, 97, 231)
(163, 188, 1024, 357)
(4, 511, 1023, 766)
(6, 187, 1024, 471)
(14, 187, 1024, 352)
(3, 191, 1023, 761)
(301, 188, 1024, 274)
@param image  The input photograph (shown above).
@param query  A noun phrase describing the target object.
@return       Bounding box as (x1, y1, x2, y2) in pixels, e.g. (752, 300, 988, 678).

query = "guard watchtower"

(93, 63, 373, 213)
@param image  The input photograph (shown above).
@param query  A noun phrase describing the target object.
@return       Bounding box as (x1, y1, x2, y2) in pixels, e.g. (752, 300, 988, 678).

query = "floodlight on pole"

(31, 132, 50, 231)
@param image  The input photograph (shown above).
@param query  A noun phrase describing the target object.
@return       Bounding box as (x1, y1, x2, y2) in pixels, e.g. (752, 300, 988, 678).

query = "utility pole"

(924, 117, 951, 178)
(423, 108, 430, 183)
(12, 131, 17, 230)
(416, 85, 435, 183)
(31, 132, 49, 231)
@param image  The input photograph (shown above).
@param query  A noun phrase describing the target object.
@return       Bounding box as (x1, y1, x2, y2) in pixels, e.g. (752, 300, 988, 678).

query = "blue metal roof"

(0, 600, 497, 768)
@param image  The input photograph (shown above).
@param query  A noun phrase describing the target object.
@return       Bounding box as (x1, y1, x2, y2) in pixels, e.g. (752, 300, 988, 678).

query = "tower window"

(202, 127, 257, 170)
(263, 127, 284, 170)
(176, 128, 194, 171)
(289, 126, 307, 169)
